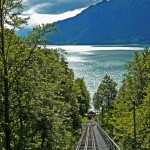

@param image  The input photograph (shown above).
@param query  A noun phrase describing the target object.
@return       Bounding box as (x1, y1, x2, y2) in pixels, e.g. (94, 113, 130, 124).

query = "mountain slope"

(49, 0, 150, 44)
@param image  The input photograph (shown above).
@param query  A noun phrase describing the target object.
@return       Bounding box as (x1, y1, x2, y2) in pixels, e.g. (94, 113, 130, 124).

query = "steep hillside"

(49, 0, 150, 44)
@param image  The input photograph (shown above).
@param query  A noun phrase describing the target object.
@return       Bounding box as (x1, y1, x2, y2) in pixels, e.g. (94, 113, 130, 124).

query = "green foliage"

(93, 74, 117, 135)
(0, 0, 90, 149)
(0, 29, 87, 148)
(137, 84, 150, 149)
(75, 78, 90, 117)
(0, 0, 29, 29)
(93, 48, 150, 149)
(81, 117, 88, 124)
(110, 47, 150, 149)
(93, 74, 117, 110)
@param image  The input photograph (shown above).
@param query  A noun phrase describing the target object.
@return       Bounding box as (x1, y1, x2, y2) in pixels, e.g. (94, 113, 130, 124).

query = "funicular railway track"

(76, 120, 99, 150)
(75, 110, 120, 150)
(75, 120, 120, 150)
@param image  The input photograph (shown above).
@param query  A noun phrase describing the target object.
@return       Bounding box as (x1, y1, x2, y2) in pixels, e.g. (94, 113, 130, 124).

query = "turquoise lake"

(47, 45, 143, 99)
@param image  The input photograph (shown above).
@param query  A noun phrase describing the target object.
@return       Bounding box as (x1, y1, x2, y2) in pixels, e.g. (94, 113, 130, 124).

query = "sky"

(22, 0, 102, 28)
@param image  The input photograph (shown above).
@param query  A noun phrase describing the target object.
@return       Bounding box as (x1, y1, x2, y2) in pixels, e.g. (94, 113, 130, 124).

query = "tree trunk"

(4, 77, 11, 150)
(41, 130, 46, 149)
(0, 2, 11, 149)
(101, 106, 104, 124)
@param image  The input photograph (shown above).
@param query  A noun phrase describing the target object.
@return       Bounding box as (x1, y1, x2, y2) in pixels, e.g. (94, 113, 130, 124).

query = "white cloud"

(25, 7, 86, 28)
(22, 0, 101, 14)
(21, 0, 102, 28)
(23, 3, 53, 15)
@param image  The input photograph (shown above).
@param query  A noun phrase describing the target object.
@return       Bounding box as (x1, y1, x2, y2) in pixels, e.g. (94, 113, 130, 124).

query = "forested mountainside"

(48, 0, 150, 44)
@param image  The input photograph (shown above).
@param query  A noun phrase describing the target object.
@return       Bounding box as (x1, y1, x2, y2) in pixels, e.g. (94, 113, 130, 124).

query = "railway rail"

(75, 120, 98, 150)
(75, 120, 120, 150)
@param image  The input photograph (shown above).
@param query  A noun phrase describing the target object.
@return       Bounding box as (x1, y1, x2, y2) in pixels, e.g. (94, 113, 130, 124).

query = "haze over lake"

(47, 45, 143, 98)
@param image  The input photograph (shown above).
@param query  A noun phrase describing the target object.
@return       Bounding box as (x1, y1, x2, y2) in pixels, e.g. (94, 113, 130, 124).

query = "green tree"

(0, 1, 91, 149)
(93, 74, 117, 135)
(75, 78, 90, 117)
(0, 1, 56, 149)
(93, 75, 117, 110)
(137, 83, 150, 149)
(0, 45, 77, 149)
(0, 0, 28, 145)
(125, 48, 150, 105)
(110, 47, 150, 149)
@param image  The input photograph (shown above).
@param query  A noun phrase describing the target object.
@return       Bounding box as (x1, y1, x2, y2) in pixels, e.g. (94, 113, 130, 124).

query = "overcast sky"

(22, 0, 102, 27)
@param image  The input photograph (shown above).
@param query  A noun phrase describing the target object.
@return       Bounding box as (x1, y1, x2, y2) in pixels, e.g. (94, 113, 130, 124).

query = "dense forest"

(1, 0, 150, 150)
(0, 0, 90, 149)
(93, 47, 150, 149)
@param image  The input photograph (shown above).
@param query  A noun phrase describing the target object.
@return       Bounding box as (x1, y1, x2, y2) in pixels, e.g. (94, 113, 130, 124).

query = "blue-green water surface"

(47, 45, 143, 98)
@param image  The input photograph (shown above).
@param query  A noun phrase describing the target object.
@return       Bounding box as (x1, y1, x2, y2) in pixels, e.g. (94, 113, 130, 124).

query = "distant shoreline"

(46, 45, 145, 51)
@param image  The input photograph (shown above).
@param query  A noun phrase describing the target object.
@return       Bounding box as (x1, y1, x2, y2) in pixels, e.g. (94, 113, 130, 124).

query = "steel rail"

(84, 127, 89, 150)
(92, 128, 97, 150)
(75, 126, 87, 150)
(97, 124, 120, 150)
(75, 121, 98, 150)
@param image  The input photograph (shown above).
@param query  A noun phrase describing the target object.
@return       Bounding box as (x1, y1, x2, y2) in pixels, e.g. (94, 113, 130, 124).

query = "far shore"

(46, 45, 145, 51)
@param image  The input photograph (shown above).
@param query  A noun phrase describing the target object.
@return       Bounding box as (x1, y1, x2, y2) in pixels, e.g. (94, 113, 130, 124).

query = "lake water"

(47, 45, 143, 99)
